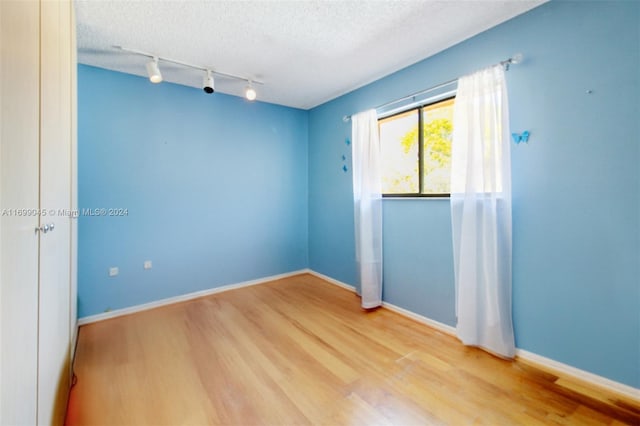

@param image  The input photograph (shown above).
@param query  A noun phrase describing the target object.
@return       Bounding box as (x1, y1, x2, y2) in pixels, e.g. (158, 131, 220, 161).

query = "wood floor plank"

(65, 274, 640, 425)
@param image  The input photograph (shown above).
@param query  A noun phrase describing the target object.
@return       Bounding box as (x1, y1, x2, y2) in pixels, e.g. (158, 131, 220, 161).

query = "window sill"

(383, 196, 450, 200)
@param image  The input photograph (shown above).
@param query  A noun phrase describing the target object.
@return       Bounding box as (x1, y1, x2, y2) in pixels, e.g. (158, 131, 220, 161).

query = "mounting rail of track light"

(115, 45, 263, 100)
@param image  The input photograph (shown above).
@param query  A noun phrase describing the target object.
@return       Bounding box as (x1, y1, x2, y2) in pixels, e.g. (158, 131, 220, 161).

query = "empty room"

(1, 0, 639, 424)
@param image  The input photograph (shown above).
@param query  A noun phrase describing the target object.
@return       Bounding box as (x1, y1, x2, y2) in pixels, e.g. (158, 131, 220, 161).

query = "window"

(379, 96, 455, 196)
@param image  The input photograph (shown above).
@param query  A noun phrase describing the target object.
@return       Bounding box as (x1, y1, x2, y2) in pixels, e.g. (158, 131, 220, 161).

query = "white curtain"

(352, 109, 383, 309)
(450, 65, 515, 358)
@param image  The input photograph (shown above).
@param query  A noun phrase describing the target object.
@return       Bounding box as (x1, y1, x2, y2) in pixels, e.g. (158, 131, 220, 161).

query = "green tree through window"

(380, 97, 454, 195)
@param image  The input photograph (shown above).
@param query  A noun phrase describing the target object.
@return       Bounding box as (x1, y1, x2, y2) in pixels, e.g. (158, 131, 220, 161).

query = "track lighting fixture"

(117, 46, 262, 100)
(145, 56, 162, 83)
(244, 82, 257, 101)
(203, 70, 215, 94)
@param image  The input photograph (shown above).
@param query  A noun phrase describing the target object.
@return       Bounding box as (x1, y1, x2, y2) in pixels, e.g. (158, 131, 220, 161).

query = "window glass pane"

(379, 110, 419, 194)
(421, 98, 454, 194)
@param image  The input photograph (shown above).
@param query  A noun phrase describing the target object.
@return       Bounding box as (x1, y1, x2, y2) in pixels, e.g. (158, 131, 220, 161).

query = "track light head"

(203, 70, 215, 94)
(146, 57, 162, 83)
(244, 82, 257, 101)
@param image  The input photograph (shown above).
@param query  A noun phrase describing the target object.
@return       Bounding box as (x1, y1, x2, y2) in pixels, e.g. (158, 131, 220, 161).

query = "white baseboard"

(515, 349, 640, 402)
(309, 269, 640, 404)
(77, 269, 308, 325)
(305, 269, 357, 292)
(381, 301, 457, 336)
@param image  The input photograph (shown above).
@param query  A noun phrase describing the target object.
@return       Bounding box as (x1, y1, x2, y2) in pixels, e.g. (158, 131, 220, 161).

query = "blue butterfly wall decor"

(512, 131, 530, 144)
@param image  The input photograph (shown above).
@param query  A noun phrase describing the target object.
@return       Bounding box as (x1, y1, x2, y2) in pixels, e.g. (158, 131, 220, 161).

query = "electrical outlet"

(144, 260, 152, 270)
(109, 267, 119, 277)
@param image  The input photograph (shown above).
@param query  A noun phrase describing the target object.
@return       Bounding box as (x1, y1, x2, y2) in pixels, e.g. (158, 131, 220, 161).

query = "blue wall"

(308, 1, 639, 388)
(78, 65, 309, 318)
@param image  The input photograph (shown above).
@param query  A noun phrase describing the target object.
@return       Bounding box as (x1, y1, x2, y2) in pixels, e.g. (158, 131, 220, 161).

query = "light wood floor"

(66, 274, 639, 425)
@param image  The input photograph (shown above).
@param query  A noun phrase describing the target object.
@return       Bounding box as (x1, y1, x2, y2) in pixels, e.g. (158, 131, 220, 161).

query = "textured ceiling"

(75, 0, 545, 110)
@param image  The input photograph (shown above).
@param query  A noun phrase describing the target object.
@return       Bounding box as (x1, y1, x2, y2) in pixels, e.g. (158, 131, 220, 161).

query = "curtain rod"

(343, 53, 523, 123)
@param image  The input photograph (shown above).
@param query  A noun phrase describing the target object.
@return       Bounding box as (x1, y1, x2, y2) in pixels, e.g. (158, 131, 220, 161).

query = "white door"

(1, 1, 75, 424)
(0, 1, 41, 424)
(70, 2, 79, 361)
(38, 1, 72, 424)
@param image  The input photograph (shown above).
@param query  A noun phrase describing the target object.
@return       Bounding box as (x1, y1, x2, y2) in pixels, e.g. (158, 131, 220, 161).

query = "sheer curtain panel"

(352, 109, 383, 308)
(450, 65, 515, 358)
